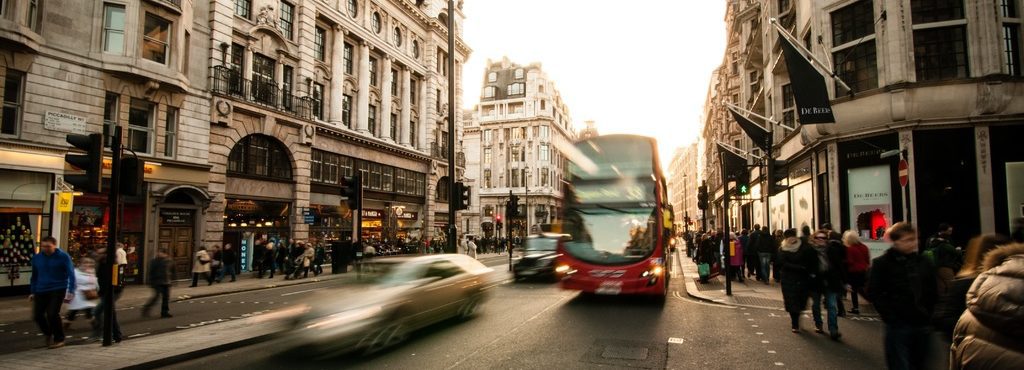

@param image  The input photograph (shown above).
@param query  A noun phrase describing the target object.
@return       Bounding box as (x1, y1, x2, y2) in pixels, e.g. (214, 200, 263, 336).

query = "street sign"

(898, 159, 909, 187)
(303, 209, 315, 224)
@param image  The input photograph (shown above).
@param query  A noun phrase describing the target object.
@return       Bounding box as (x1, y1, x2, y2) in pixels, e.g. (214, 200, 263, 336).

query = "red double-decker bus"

(555, 134, 674, 299)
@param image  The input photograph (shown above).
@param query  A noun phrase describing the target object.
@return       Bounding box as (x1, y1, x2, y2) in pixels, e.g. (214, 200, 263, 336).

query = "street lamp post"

(525, 166, 530, 234)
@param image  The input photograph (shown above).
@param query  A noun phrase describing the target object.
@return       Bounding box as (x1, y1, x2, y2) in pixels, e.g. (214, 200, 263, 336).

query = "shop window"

(228, 135, 293, 180)
(2, 69, 24, 137)
(382, 166, 394, 192)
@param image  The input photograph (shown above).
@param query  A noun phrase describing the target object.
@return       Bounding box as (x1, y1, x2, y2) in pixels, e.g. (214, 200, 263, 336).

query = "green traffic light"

(739, 185, 749, 194)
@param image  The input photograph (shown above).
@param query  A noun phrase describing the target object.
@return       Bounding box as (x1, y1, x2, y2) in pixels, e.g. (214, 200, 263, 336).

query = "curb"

(118, 331, 282, 370)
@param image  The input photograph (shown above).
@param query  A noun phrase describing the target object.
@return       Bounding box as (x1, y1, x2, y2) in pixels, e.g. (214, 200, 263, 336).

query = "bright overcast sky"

(461, 0, 727, 166)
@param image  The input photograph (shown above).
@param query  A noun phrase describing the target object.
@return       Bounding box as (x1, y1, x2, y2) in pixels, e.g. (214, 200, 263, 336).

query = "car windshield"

(525, 237, 558, 252)
(372, 261, 425, 286)
(562, 206, 657, 265)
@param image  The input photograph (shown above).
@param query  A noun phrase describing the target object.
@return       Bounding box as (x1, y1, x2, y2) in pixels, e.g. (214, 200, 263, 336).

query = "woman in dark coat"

(950, 243, 1024, 369)
(933, 234, 1010, 337)
(777, 228, 817, 333)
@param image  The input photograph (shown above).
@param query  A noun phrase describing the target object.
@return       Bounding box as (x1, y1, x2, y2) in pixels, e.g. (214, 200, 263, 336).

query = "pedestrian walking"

(190, 246, 213, 287)
(842, 230, 871, 315)
(142, 248, 173, 318)
(777, 229, 816, 333)
(29, 236, 75, 349)
(259, 242, 276, 279)
(949, 242, 1024, 369)
(313, 243, 326, 276)
(221, 243, 238, 282)
(209, 245, 222, 283)
(925, 223, 963, 295)
(867, 222, 938, 370)
(276, 240, 291, 275)
(64, 258, 98, 330)
(932, 234, 1011, 338)
(293, 243, 314, 279)
(728, 232, 744, 282)
(756, 227, 776, 283)
(468, 236, 478, 259)
(741, 229, 758, 279)
(808, 230, 846, 340)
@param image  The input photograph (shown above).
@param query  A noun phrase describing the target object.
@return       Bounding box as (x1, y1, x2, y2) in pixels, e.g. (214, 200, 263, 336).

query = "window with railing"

(252, 54, 276, 105)
(312, 83, 324, 120)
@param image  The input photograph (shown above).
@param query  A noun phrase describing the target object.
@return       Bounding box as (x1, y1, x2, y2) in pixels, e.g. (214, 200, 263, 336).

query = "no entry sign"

(898, 159, 909, 187)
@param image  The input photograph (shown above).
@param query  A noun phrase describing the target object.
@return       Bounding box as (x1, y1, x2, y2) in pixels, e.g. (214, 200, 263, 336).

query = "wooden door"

(159, 226, 193, 280)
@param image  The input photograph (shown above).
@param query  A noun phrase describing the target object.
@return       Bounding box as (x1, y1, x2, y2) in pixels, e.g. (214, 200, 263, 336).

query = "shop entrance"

(157, 209, 195, 280)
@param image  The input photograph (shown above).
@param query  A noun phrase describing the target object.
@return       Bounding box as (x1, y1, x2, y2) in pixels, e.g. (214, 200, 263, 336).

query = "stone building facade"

(700, 0, 1024, 256)
(205, 0, 470, 264)
(463, 57, 574, 239)
(668, 143, 699, 231)
(0, 0, 215, 289)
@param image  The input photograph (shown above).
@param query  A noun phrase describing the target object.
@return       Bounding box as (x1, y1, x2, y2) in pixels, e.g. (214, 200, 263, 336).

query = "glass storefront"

(0, 170, 53, 291)
(68, 192, 146, 284)
(223, 198, 291, 271)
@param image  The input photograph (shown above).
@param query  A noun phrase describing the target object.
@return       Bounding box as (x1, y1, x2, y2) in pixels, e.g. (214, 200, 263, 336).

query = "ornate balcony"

(212, 66, 315, 120)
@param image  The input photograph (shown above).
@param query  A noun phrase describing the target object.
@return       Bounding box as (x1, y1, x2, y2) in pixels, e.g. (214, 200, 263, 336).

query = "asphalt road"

(160, 252, 949, 370)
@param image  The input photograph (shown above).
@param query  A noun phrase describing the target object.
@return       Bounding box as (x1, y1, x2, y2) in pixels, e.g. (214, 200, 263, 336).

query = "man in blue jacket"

(29, 236, 76, 349)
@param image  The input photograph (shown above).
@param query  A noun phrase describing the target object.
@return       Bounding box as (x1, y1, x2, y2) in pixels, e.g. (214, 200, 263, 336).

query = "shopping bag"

(697, 263, 710, 278)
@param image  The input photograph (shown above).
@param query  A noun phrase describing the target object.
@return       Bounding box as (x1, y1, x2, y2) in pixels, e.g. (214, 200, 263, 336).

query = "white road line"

(761, 340, 770, 344)
(767, 350, 776, 354)
(774, 362, 785, 366)
(756, 332, 764, 335)
(280, 288, 322, 296)
(667, 337, 684, 344)
(128, 332, 150, 338)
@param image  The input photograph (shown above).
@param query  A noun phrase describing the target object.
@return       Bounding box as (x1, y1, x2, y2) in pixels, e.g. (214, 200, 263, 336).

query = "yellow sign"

(57, 192, 74, 212)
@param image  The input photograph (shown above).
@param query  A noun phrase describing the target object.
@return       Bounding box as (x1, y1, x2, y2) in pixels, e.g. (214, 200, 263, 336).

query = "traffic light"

(508, 194, 520, 217)
(735, 171, 751, 196)
(453, 182, 471, 210)
(119, 156, 145, 196)
(697, 185, 708, 211)
(496, 214, 503, 229)
(64, 133, 104, 193)
(341, 174, 363, 210)
(767, 160, 788, 196)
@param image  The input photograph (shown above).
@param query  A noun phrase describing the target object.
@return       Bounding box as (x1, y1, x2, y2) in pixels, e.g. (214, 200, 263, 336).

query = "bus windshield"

(562, 135, 660, 265)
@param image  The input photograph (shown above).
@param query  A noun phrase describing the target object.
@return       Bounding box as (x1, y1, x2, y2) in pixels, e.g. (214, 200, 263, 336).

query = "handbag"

(84, 289, 99, 300)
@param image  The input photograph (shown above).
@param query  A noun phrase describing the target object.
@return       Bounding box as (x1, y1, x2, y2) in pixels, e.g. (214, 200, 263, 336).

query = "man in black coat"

(867, 222, 938, 370)
(142, 248, 172, 318)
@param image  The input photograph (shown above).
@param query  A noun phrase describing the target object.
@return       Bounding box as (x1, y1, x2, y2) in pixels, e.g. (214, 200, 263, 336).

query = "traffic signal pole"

(446, 0, 457, 254)
(719, 151, 732, 296)
(102, 127, 122, 346)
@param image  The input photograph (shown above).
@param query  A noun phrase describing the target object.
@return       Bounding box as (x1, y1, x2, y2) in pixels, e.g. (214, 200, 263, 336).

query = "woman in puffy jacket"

(950, 243, 1024, 369)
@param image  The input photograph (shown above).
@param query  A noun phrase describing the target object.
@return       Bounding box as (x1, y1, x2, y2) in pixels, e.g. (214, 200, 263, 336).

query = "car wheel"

(457, 295, 482, 320)
(361, 321, 408, 355)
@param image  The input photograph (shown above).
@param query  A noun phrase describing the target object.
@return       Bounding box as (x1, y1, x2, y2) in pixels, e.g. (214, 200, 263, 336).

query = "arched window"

(436, 176, 450, 202)
(372, 12, 382, 34)
(347, 0, 358, 18)
(487, 72, 497, 82)
(412, 39, 421, 58)
(228, 135, 293, 180)
(393, 27, 402, 46)
(514, 68, 524, 79)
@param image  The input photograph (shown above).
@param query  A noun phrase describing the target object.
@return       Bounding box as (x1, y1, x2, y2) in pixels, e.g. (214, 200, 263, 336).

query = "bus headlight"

(641, 265, 664, 277)
(555, 264, 573, 275)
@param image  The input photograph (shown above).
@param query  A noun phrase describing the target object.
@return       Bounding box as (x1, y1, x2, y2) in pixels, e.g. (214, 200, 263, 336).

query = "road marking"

(280, 288, 322, 296)
(747, 318, 755, 321)
(254, 302, 260, 304)
(751, 325, 759, 328)
(667, 337, 684, 344)
(761, 340, 770, 344)
(743, 313, 751, 315)
(774, 362, 785, 366)
(767, 350, 776, 354)
(128, 332, 150, 338)
(212, 301, 218, 303)
(756, 332, 763, 335)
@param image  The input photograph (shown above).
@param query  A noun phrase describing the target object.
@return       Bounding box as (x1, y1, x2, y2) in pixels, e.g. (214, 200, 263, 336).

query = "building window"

(390, 113, 397, 139)
(347, 0, 357, 17)
(412, 39, 421, 59)
(410, 79, 417, 103)
(539, 144, 550, 162)
(781, 84, 796, 128)
(437, 49, 448, 75)
(391, 69, 398, 96)
(539, 99, 546, 110)
(128, 99, 155, 154)
(342, 94, 352, 128)
(382, 166, 393, 192)
(507, 83, 524, 95)
(312, 83, 324, 120)
(236, 0, 252, 19)
(368, 104, 377, 134)
(371, 12, 382, 34)
(281, 65, 294, 111)
(484, 169, 491, 188)
(228, 135, 292, 180)
(831, 0, 878, 92)
(483, 86, 496, 98)
(102, 93, 118, 147)
(311, 150, 340, 184)
(1, 70, 24, 137)
(484, 129, 492, 143)
(369, 57, 378, 86)
(369, 163, 381, 190)
(142, 13, 171, 64)
(514, 68, 524, 79)
(435, 88, 441, 111)
(164, 107, 177, 158)
(344, 42, 354, 75)
(279, 1, 295, 39)
(27, 0, 40, 32)
(487, 72, 497, 82)
(102, 3, 126, 55)
(484, 148, 491, 164)
(393, 27, 402, 47)
(541, 168, 549, 187)
(252, 54, 276, 105)
(911, 0, 968, 81)
(410, 120, 417, 147)
(1005, 25, 1022, 76)
(540, 126, 549, 138)
(314, 26, 326, 62)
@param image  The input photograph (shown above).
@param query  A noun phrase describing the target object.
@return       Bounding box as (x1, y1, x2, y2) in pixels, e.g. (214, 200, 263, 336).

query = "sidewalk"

(0, 309, 289, 370)
(679, 255, 878, 317)
(0, 264, 345, 319)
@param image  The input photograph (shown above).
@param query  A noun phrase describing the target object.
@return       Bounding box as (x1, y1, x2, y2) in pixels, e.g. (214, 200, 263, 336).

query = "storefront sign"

(777, 30, 835, 124)
(160, 210, 193, 225)
(44, 111, 88, 134)
(102, 160, 155, 174)
(396, 211, 417, 220)
(303, 209, 315, 224)
(362, 209, 383, 218)
(57, 192, 74, 213)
